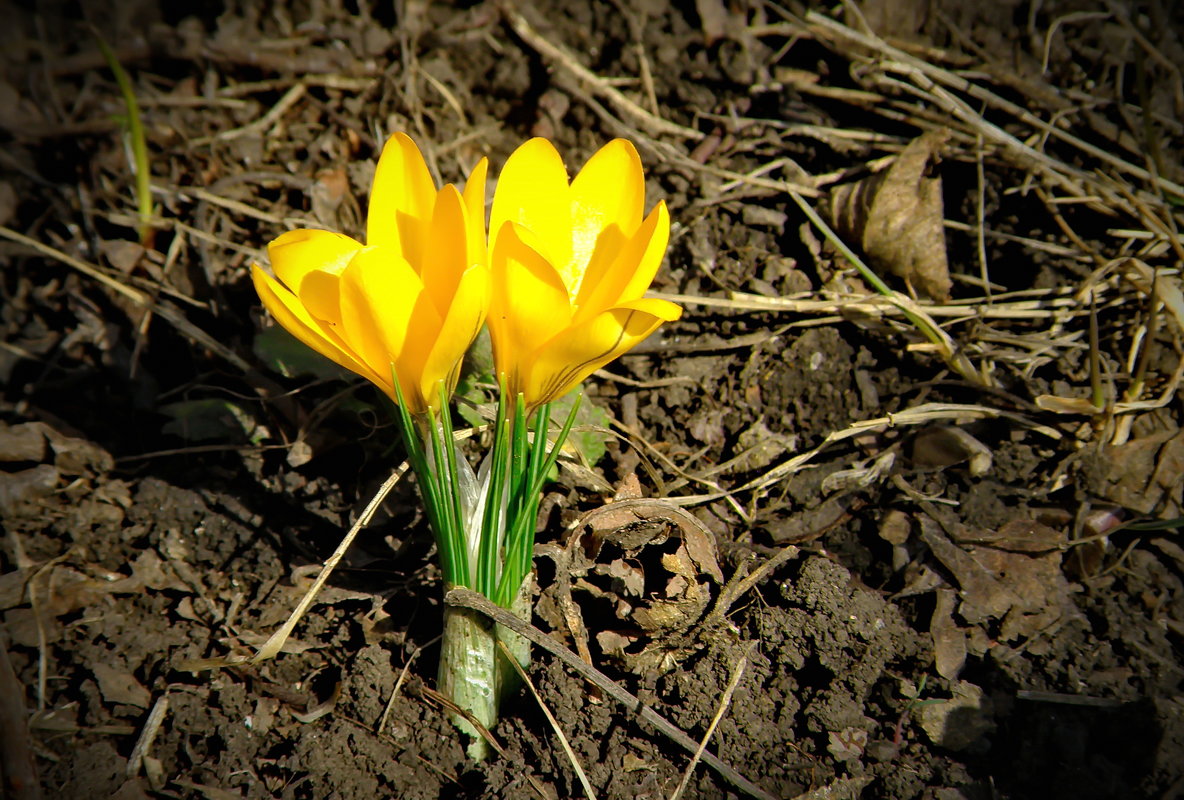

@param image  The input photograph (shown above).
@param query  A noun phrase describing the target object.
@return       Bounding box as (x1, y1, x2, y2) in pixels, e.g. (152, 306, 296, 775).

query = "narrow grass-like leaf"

(94, 32, 153, 247)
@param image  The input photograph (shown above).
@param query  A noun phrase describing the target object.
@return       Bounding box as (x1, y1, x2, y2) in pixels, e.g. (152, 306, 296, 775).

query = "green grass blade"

(94, 33, 153, 247)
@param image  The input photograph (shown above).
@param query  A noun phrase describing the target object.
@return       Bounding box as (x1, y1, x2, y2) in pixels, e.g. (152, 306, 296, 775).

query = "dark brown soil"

(2, 1, 1183, 799)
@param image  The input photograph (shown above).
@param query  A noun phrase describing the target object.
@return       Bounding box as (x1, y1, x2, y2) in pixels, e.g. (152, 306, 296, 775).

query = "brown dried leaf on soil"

(852, 0, 929, 40)
(952, 518, 1066, 554)
(539, 497, 724, 674)
(920, 515, 1081, 643)
(968, 545, 1081, 644)
(919, 515, 1017, 623)
(918, 680, 995, 752)
(91, 663, 151, 709)
(829, 129, 953, 301)
(931, 587, 967, 681)
(0, 465, 59, 516)
(0, 421, 112, 475)
(1086, 428, 1184, 516)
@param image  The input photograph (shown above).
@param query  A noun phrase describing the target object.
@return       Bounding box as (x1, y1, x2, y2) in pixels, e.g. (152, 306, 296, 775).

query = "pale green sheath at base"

(437, 577, 532, 760)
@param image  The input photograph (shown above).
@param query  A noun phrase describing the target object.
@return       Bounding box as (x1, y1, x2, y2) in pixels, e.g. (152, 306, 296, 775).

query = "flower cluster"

(251, 133, 680, 756)
(252, 133, 680, 414)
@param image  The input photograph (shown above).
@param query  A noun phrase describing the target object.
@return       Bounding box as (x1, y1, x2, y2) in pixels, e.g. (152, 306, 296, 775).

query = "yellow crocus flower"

(487, 138, 681, 407)
(251, 133, 489, 414)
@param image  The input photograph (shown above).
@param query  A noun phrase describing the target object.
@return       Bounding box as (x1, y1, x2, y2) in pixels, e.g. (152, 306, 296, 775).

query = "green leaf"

(159, 399, 262, 443)
(549, 393, 611, 467)
(253, 325, 348, 381)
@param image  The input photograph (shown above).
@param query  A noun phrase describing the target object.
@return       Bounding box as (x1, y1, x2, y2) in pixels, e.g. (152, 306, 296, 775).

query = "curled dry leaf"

(1084, 429, 1184, 516)
(909, 425, 992, 476)
(931, 588, 966, 681)
(540, 497, 724, 675)
(919, 515, 1082, 643)
(829, 129, 953, 301)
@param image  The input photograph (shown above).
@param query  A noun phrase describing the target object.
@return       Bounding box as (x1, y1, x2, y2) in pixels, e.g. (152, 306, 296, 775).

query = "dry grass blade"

(805, 11, 1184, 201)
(497, 640, 598, 800)
(445, 588, 777, 800)
(784, 188, 987, 386)
(501, 5, 701, 142)
(175, 465, 408, 671)
(126, 695, 169, 779)
(667, 403, 1060, 508)
(668, 642, 754, 800)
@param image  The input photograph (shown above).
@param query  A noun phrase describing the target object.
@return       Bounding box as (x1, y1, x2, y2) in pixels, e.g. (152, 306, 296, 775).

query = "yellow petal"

(462, 156, 489, 272)
(574, 200, 669, 323)
(568, 139, 644, 294)
(524, 297, 681, 405)
(367, 132, 436, 266)
(489, 222, 572, 389)
(419, 263, 490, 406)
(421, 184, 469, 316)
(489, 138, 572, 281)
(268, 229, 363, 324)
(251, 263, 384, 387)
(337, 245, 439, 405)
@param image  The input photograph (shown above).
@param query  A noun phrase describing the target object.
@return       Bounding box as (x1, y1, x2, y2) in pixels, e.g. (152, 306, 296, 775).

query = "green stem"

(95, 33, 153, 247)
(786, 189, 985, 386)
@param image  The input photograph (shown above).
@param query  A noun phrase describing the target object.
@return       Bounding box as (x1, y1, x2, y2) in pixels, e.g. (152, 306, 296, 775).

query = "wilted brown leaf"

(953, 519, 1066, 554)
(909, 425, 992, 476)
(1087, 429, 1184, 515)
(0, 465, 59, 516)
(918, 681, 995, 751)
(92, 664, 151, 709)
(541, 497, 724, 674)
(968, 546, 1080, 643)
(918, 516, 1017, 623)
(829, 130, 952, 300)
(931, 588, 966, 681)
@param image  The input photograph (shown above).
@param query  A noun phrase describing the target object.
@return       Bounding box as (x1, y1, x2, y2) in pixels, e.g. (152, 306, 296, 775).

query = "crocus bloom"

(252, 133, 489, 414)
(487, 138, 681, 407)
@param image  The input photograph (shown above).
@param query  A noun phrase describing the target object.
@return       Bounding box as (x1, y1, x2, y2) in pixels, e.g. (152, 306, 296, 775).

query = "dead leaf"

(829, 130, 952, 300)
(952, 519, 1066, 553)
(0, 421, 111, 474)
(98, 240, 147, 274)
(0, 569, 30, 611)
(0, 465, 59, 515)
(909, 425, 992, 476)
(545, 497, 724, 674)
(0, 422, 48, 461)
(1088, 429, 1184, 515)
(918, 681, 995, 751)
(918, 516, 1017, 623)
(879, 509, 912, 546)
(596, 629, 638, 658)
(767, 494, 853, 544)
(827, 727, 868, 762)
(968, 546, 1080, 643)
(931, 588, 966, 681)
(600, 558, 645, 597)
(730, 418, 797, 474)
(92, 664, 151, 709)
(852, 0, 929, 39)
